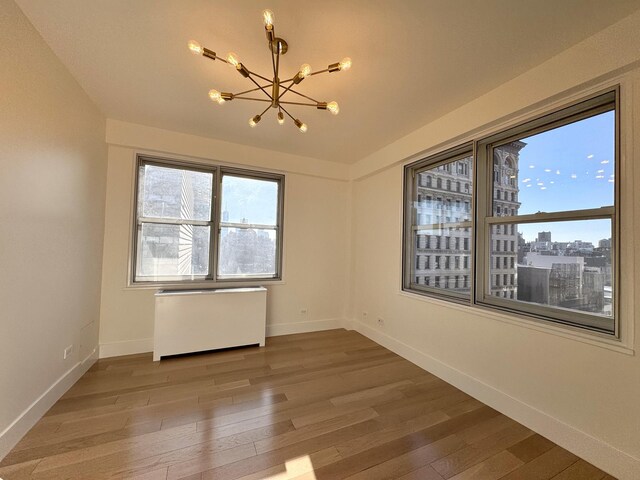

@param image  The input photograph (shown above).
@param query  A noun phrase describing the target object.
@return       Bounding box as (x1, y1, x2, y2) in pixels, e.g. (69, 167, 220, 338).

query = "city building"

(413, 141, 522, 298)
(519, 252, 607, 315)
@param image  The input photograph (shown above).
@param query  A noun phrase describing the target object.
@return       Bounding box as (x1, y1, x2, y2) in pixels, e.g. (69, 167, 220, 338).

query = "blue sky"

(221, 175, 278, 225)
(512, 110, 614, 244)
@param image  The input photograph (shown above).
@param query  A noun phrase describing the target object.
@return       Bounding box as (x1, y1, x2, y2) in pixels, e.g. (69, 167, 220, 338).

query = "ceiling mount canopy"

(187, 9, 352, 133)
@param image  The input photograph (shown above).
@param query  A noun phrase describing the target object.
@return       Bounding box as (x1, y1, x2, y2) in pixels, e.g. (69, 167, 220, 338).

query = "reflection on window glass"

(218, 227, 276, 277)
(492, 110, 614, 217)
(411, 155, 473, 296)
(415, 156, 473, 225)
(489, 219, 613, 331)
(138, 164, 212, 221)
(138, 224, 210, 278)
(412, 226, 472, 294)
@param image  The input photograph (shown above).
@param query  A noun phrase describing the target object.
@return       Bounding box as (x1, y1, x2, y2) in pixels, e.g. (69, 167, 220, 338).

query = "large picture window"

(404, 89, 619, 336)
(133, 156, 284, 285)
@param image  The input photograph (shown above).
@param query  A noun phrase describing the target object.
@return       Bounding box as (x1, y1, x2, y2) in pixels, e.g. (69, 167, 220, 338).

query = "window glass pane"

(137, 224, 210, 278)
(218, 227, 277, 277)
(492, 110, 614, 217)
(221, 175, 278, 225)
(489, 219, 613, 329)
(412, 226, 472, 295)
(415, 156, 473, 225)
(138, 164, 213, 221)
(409, 154, 473, 297)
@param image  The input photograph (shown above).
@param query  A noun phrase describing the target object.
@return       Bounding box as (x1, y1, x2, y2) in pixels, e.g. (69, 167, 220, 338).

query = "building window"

(133, 156, 284, 285)
(404, 89, 618, 336)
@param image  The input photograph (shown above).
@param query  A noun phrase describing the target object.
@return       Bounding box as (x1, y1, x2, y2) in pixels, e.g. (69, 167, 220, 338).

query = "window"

(403, 144, 473, 300)
(477, 90, 617, 334)
(133, 156, 284, 285)
(404, 89, 618, 336)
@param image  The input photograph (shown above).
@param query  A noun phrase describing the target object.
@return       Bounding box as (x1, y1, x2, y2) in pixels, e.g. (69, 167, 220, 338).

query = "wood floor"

(0, 329, 614, 480)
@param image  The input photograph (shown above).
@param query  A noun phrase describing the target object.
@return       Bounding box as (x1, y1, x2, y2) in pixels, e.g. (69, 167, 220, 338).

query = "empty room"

(2, 1, 640, 479)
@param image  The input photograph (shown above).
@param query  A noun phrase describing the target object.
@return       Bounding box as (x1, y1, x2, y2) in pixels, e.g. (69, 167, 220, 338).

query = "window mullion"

(209, 167, 220, 282)
(484, 207, 614, 225)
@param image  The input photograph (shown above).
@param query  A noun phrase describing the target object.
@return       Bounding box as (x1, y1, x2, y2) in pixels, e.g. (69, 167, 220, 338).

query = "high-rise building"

(489, 142, 524, 299)
(413, 141, 523, 295)
(538, 231, 551, 242)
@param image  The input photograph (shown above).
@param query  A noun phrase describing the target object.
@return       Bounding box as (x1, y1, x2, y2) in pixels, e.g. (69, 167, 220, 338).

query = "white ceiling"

(15, 0, 640, 164)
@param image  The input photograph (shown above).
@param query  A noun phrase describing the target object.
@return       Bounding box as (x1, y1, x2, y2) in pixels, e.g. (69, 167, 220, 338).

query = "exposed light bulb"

(263, 9, 275, 27)
(187, 40, 203, 55)
(294, 119, 307, 132)
(227, 52, 240, 67)
(327, 101, 340, 115)
(208, 89, 222, 102)
(249, 115, 261, 128)
(299, 64, 312, 78)
(338, 57, 352, 71)
(277, 111, 285, 125)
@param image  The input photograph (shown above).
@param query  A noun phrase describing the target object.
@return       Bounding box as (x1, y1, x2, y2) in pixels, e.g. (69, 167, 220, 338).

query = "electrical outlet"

(63, 345, 73, 360)
(300, 308, 308, 315)
(377, 317, 384, 327)
(362, 311, 368, 318)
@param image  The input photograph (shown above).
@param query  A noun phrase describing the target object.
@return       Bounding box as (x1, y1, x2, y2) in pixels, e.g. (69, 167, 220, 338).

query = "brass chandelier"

(187, 9, 352, 133)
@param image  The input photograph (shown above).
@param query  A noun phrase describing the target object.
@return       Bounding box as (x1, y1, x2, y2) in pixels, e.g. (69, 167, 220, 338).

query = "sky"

(510, 110, 614, 244)
(221, 175, 278, 226)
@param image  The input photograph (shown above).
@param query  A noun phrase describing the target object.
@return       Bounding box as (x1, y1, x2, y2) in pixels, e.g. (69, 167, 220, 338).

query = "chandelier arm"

(309, 68, 330, 76)
(279, 105, 297, 122)
(258, 104, 272, 117)
(246, 75, 273, 99)
(234, 84, 273, 97)
(233, 96, 272, 103)
(280, 100, 318, 107)
(277, 80, 298, 101)
(247, 70, 272, 83)
(283, 88, 321, 104)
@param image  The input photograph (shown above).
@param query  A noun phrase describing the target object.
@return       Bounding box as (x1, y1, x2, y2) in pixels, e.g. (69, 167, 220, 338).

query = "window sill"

(125, 278, 286, 291)
(398, 289, 634, 356)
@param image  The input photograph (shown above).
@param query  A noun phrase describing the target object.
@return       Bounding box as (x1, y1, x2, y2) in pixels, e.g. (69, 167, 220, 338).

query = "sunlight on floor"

(263, 455, 317, 480)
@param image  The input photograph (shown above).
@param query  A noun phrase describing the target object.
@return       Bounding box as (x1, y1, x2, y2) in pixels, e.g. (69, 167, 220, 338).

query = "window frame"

(130, 155, 285, 287)
(402, 87, 620, 338)
(476, 89, 619, 336)
(402, 143, 476, 303)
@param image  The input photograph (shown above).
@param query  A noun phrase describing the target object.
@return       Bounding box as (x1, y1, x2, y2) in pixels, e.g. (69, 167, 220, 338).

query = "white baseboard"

(0, 348, 97, 461)
(99, 337, 154, 358)
(266, 318, 347, 337)
(350, 319, 640, 480)
(99, 319, 348, 359)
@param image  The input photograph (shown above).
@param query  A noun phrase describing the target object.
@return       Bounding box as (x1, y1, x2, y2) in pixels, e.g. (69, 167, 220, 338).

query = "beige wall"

(348, 12, 640, 480)
(98, 124, 350, 356)
(0, 0, 107, 457)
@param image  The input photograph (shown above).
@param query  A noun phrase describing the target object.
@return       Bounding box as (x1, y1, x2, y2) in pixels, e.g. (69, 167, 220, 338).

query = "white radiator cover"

(153, 287, 267, 361)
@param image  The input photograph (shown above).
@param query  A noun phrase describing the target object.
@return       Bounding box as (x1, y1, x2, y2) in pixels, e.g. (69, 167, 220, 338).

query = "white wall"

(0, 0, 107, 459)
(98, 121, 351, 357)
(348, 11, 640, 480)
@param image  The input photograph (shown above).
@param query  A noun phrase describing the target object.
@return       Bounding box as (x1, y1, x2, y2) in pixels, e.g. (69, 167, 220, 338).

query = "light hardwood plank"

(0, 329, 615, 480)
